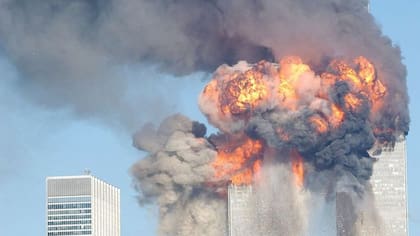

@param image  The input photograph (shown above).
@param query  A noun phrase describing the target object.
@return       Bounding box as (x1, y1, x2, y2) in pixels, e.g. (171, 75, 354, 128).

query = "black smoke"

(0, 0, 410, 235)
(197, 57, 407, 234)
(0, 0, 409, 132)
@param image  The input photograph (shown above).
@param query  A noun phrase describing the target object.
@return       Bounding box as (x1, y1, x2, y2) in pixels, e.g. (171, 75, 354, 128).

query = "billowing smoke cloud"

(194, 56, 406, 234)
(127, 0, 407, 235)
(132, 114, 227, 235)
(0, 0, 409, 235)
(0, 0, 408, 129)
(132, 58, 407, 235)
(132, 114, 310, 235)
(199, 57, 406, 184)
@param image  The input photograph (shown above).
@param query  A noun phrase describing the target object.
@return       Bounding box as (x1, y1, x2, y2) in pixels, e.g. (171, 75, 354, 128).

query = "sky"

(0, 1, 419, 235)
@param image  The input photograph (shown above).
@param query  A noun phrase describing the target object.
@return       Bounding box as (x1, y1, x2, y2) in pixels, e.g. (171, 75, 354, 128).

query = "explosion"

(133, 54, 407, 235)
(211, 136, 264, 185)
(0, 0, 410, 235)
(129, 1, 409, 235)
(199, 56, 391, 188)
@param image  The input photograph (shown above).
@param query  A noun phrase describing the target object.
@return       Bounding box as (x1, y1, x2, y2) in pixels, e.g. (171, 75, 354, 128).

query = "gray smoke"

(252, 161, 309, 235)
(0, 0, 408, 131)
(245, 104, 375, 184)
(200, 58, 405, 186)
(0, 0, 409, 235)
(196, 58, 400, 234)
(132, 114, 310, 235)
(132, 114, 227, 235)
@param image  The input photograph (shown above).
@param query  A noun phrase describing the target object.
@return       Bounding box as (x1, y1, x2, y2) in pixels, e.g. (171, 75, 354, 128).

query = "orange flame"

(310, 115, 328, 133)
(330, 57, 387, 111)
(332, 60, 362, 88)
(203, 56, 387, 186)
(291, 150, 304, 188)
(212, 137, 264, 185)
(279, 56, 311, 81)
(344, 93, 362, 111)
(277, 56, 311, 110)
(329, 104, 345, 128)
(202, 56, 386, 130)
(230, 169, 253, 185)
(219, 70, 269, 116)
(355, 56, 375, 84)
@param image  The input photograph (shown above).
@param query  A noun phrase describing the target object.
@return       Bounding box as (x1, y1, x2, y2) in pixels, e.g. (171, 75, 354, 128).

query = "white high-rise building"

(337, 140, 408, 236)
(228, 185, 254, 236)
(227, 142, 408, 236)
(46, 175, 120, 236)
(363, 140, 408, 235)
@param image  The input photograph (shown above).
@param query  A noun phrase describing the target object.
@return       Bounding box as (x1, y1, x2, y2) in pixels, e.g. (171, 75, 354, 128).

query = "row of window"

(48, 196, 91, 203)
(48, 209, 91, 215)
(48, 220, 91, 226)
(47, 231, 91, 236)
(48, 203, 91, 209)
(48, 214, 91, 221)
(48, 225, 91, 231)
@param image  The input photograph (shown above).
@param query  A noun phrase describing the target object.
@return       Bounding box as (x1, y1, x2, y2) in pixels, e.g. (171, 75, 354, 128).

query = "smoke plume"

(132, 114, 227, 235)
(0, 0, 409, 235)
(0, 0, 408, 128)
(129, 0, 409, 234)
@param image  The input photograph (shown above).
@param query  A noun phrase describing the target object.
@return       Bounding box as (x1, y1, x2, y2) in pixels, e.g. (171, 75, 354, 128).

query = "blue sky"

(370, 1, 420, 233)
(0, 1, 418, 235)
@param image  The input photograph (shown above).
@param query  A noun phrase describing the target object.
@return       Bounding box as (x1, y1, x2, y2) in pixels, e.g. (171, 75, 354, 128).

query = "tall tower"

(227, 181, 305, 235)
(362, 140, 408, 235)
(227, 143, 408, 236)
(46, 175, 120, 236)
(228, 185, 255, 236)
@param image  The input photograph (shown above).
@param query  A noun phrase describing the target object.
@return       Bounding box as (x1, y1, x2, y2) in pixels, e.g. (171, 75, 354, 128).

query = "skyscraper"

(228, 141, 408, 236)
(228, 185, 254, 236)
(227, 179, 306, 236)
(46, 175, 120, 236)
(359, 140, 408, 235)
(337, 140, 408, 236)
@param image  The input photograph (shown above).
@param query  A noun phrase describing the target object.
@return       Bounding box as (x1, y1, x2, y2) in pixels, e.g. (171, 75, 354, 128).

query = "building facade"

(228, 185, 254, 236)
(227, 183, 305, 236)
(227, 142, 408, 236)
(364, 140, 408, 235)
(46, 175, 120, 236)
